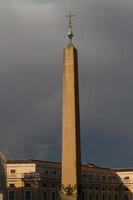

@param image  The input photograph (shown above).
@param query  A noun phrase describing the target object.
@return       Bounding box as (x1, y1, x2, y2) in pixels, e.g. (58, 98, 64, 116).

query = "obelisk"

(61, 12, 81, 200)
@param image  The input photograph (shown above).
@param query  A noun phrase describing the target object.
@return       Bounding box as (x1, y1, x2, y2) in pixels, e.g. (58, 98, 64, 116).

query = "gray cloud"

(0, 0, 133, 167)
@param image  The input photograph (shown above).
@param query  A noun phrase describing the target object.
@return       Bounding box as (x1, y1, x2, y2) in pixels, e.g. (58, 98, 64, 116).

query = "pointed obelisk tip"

(66, 11, 75, 46)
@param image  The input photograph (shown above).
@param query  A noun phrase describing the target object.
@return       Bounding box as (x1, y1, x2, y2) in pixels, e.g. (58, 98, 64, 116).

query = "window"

(89, 194, 92, 200)
(89, 175, 93, 181)
(124, 188, 129, 191)
(103, 194, 105, 200)
(43, 183, 47, 188)
(24, 183, 31, 187)
(45, 170, 48, 175)
(124, 177, 129, 180)
(8, 190, 15, 200)
(96, 175, 100, 181)
(10, 170, 15, 173)
(24, 190, 32, 200)
(82, 174, 86, 178)
(9, 184, 15, 188)
(96, 194, 99, 200)
(53, 171, 56, 175)
(44, 191, 47, 200)
(109, 194, 111, 200)
(52, 192, 55, 200)
(81, 191, 85, 200)
(113, 176, 117, 180)
(124, 194, 129, 200)
(115, 195, 117, 200)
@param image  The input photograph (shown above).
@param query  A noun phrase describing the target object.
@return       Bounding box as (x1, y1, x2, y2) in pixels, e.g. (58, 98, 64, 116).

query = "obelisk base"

(59, 184, 79, 200)
(60, 195, 77, 200)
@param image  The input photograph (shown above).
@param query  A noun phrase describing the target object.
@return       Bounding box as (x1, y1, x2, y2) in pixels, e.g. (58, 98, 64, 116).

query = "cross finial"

(66, 11, 75, 43)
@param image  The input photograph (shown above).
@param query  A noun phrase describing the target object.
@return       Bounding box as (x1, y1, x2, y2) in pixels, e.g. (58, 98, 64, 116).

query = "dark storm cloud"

(0, 0, 133, 167)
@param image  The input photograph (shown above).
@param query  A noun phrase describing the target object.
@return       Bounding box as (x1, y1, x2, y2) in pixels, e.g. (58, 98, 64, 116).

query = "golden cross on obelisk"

(66, 11, 75, 43)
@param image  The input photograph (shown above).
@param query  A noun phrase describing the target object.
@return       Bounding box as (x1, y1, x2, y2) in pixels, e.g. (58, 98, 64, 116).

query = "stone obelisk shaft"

(61, 43, 81, 198)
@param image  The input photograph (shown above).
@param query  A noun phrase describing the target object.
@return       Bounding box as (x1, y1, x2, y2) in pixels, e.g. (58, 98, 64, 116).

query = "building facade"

(0, 153, 6, 200)
(6, 159, 133, 200)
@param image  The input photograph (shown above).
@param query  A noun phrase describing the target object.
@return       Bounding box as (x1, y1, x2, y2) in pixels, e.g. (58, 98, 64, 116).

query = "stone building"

(0, 152, 6, 200)
(6, 159, 133, 200)
(6, 160, 60, 200)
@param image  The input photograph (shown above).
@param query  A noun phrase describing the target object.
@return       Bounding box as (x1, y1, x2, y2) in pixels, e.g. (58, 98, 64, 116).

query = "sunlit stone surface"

(61, 44, 81, 200)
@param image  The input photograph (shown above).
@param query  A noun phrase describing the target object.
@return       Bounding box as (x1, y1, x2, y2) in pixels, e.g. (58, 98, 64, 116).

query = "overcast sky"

(0, 0, 133, 168)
